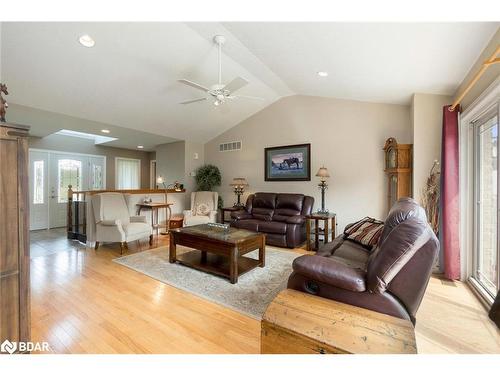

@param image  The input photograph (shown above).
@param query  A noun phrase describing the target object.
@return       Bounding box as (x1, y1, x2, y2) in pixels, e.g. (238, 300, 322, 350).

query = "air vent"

(219, 141, 242, 152)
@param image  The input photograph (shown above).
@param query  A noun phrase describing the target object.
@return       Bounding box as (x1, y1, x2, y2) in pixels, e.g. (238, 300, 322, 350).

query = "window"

(473, 107, 499, 298)
(33, 160, 44, 204)
(58, 159, 82, 203)
(116, 158, 141, 189)
(92, 164, 103, 190)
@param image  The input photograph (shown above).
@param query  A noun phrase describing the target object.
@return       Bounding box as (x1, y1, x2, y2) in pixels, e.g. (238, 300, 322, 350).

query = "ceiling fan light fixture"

(317, 71, 329, 77)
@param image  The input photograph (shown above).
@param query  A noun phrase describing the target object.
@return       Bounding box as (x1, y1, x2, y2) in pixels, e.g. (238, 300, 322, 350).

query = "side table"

(305, 212, 337, 251)
(137, 202, 173, 236)
(220, 206, 242, 224)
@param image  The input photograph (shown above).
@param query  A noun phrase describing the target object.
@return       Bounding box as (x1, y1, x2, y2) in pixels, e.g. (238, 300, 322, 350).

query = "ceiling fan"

(178, 35, 264, 106)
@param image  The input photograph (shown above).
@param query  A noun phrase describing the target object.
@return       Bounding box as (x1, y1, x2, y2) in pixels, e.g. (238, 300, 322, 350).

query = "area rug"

(113, 246, 300, 320)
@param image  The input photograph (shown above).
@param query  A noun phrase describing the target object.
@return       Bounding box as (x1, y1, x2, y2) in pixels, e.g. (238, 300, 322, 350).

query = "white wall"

(205, 95, 411, 230)
(411, 93, 452, 203)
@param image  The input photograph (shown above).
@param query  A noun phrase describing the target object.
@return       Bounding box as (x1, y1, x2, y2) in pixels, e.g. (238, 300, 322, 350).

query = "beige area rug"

(113, 245, 300, 320)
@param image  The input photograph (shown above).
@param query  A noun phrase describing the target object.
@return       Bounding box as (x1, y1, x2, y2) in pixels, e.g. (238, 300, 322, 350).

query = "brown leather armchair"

(287, 198, 439, 324)
(231, 192, 314, 248)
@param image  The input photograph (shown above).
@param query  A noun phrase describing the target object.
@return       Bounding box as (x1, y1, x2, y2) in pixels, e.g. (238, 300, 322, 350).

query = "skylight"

(54, 129, 118, 145)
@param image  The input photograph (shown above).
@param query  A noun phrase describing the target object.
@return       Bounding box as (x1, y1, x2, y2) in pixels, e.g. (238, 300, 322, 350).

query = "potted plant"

(194, 164, 223, 208)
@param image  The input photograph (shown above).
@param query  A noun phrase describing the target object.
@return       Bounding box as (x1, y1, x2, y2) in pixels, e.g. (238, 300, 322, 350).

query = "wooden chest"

(261, 289, 417, 354)
(169, 216, 184, 229)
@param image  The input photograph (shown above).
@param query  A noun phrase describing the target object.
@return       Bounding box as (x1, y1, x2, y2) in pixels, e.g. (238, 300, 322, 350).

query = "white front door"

(29, 150, 106, 230)
(29, 150, 49, 230)
(48, 153, 89, 228)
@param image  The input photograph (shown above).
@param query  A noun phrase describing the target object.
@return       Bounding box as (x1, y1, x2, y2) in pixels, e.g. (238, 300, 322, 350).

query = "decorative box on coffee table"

(261, 289, 417, 354)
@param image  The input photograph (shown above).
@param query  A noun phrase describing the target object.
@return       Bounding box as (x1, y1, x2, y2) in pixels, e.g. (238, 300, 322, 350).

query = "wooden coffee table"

(169, 224, 266, 284)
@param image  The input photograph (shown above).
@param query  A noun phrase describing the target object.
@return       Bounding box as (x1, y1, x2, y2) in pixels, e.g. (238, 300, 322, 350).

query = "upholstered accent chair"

(91, 192, 153, 253)
(183, 191, 219, 227)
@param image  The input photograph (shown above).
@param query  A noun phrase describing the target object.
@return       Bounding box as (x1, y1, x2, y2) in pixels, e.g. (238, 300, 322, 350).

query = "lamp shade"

(230, 177, 249, 187)
(315, 167, 330, 179)
(156, 176, 164, 184)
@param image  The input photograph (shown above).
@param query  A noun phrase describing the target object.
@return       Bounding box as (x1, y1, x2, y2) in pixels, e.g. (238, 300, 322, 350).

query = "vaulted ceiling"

(1, 22, 498, 145)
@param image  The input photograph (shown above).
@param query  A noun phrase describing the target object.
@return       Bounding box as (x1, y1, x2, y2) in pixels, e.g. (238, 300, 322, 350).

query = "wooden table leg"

(155, 208, 159, 236)
(324, 218, 329, 244)
(314, 218, 319, 251)
(230, 247, 238, 284)
(306, 218, 311, 251)
(332, 216, 336, 237)
(169, 232, 176, 263)
(259, 236, 266, 267)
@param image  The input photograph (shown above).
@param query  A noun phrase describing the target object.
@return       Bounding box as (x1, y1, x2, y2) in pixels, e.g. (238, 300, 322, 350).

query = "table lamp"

(230, 177, 248, 207)
(315, 166, 330, 214)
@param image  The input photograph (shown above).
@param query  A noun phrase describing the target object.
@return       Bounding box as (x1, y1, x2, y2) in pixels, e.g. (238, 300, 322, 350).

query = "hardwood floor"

(29, 229, 500, 354)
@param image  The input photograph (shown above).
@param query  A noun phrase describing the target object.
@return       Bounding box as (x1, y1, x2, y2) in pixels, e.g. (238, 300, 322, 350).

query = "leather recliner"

(230, 192, 314, 248)
(287, 198, 439, 324)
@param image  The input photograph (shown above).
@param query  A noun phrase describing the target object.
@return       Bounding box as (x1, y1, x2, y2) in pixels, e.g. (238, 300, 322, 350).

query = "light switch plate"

(194, 153, 199, 160)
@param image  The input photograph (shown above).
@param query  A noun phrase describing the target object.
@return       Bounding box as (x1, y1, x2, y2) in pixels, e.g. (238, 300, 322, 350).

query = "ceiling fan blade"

(224, 77, 249, 93)
(178, 79, 210, 92)
(232, 95, 265, 101)
(180, 98, 207, 105)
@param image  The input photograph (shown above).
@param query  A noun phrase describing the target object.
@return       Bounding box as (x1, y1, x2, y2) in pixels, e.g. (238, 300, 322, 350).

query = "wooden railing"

(66, 186, 185, 243)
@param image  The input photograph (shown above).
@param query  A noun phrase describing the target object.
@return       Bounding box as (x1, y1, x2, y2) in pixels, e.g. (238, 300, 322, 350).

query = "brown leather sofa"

(230, 192, 314, 248)
(287, 198, 439, 324)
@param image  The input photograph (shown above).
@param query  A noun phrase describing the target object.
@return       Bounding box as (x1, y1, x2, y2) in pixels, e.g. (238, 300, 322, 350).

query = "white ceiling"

(1, 22, 498, 145)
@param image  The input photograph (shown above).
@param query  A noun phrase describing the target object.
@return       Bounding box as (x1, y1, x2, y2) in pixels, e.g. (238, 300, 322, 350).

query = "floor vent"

(219, 141, 242, 152)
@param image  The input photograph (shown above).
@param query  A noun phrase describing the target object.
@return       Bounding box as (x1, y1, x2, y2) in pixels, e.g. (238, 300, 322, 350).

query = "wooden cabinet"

(0, 123, 30, 351)
(383, 138, 412, 212)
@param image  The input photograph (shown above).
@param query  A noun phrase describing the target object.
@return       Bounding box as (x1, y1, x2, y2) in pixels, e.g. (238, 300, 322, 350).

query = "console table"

(137, 202, 173, 235)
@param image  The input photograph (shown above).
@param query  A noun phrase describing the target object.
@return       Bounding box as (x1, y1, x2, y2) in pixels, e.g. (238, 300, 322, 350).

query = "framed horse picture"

(264, 143, 311, 181)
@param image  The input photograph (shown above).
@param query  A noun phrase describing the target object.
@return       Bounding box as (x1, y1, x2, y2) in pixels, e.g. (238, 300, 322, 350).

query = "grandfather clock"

(383, 137, 413, 212)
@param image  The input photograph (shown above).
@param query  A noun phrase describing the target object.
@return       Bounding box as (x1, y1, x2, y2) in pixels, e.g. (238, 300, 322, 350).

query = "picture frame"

(264, 143, 311, 181)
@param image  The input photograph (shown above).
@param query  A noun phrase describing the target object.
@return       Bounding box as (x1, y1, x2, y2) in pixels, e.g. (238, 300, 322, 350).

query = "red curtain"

(441, 105, 461, 280)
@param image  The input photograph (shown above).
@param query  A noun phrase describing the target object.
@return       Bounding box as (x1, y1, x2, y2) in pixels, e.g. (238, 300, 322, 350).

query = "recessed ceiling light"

(317, 71, 328, 77)
(101, 129, 110, 134)
(137, 145, 144, 149)
(79, 34, 95, 48)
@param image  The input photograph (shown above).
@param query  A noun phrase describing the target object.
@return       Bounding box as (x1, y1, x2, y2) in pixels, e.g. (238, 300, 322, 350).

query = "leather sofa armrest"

(130, 216, 147, 223)
(286, 215, 305, 225)
(231, 210, 252, 220)
(292, 255, 366, 292)
(100, 219, 121, 226)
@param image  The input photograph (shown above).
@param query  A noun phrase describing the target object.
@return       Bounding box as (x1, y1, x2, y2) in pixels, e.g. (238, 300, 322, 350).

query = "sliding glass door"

(473, 105, 500, 298)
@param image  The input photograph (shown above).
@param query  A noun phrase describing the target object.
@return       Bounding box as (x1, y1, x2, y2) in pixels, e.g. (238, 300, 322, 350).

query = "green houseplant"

(194, 164, 223, 208)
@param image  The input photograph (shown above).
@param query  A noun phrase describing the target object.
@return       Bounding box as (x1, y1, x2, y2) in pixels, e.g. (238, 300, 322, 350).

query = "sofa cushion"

(332, 241, 370, 269)
(253, 193, 277, 209)
(232, 219, 260, 232)
(379, 197, 427, 245)
(366, 217, 432, 294)
(258, 221, 287, 235)
(276, 193, 304, 212)
(344, 217, 384, 250)
(252, 207, 274, 221)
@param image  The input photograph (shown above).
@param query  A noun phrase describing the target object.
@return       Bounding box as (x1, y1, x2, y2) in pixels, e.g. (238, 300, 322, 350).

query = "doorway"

(472, 105, 500, 298)
(29, 149, 106, 230)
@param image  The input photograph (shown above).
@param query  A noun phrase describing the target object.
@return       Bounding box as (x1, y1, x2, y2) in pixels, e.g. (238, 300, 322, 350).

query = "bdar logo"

(1, 339, 17, 354)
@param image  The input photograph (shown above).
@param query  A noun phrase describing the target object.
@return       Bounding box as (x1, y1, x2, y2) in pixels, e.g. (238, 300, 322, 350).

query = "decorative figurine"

(0, 83, 9, 123)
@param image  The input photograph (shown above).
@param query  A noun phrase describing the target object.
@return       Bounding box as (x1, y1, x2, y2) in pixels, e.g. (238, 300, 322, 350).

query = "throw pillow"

(344, 217, 384, 250)
(195, 202, 210, 216)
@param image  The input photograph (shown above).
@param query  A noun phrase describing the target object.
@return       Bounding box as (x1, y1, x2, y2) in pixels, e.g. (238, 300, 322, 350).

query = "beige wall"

(28, 134, 153, 189)
(155, 141, 205, 207)
(411, 93, 452, 203)
(454, 27, 500, 111)
(205, 95, 411, 230)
